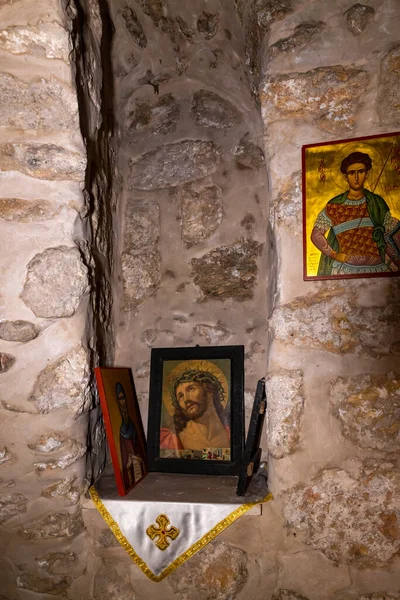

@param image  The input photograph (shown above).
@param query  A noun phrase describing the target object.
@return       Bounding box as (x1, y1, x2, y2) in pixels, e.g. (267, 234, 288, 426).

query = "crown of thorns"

(170, 369, 225, 408)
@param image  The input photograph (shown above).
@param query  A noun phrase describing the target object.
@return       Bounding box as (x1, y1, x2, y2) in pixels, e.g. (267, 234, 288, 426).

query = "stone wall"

(0, 0, 112, 597)
(0, 0, 399, 599)
(263, 0, 400, 598)
(110, 0, 271, 436)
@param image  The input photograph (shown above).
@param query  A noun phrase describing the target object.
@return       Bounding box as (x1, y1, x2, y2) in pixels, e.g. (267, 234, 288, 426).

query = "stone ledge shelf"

(84, 466, 269, 516)
(84, 466, 271, 581)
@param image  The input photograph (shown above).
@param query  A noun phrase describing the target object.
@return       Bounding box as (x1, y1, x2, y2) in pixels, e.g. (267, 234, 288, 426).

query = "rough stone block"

(270, 285, 400, 356)
(0, 493, 27, 524)
(135, 360, 150, 378)
(193, 323, 231, 344)
(252, 0, 293, 29)
(141, 328, 158, 347)
(270, 171, 301, 235)
(190, 90, 242, 129)
(21, 247, 88, 318)
(0, 143, 85, 181)
(266, 370, 304, 458)
(191, 239, 262, 301)
(1, 401, 26, 413)
(41, 477, 79, 505)
(0, 22, 70, 59)
(138, 0, 174, 37)
(0, 447, 13, 466)
(268, 21, 325, 58)
(33, 439, 86, 470)
(181, 184, 223, 244)
(168, 540, 248, 600)
(124, 198, 159, 250)
(234, 137, 265, 169)
(28, 433, 64, 453)
(235, 0, 245, 22)
(121, 6, 147, 47)
(35, 551, 77, 574)
(284, 460, 400, 569)
(0, 353, 16, 373)
(261, 66, 369, 133)
(126, 94, 180, 142)
(19, 509, 84, 540)
(246, 0, 293, 75)
(330, 373, 400, 452)
(0, 73, 79, 130)
(344, 4, 375, 36)
(29, 346, 90, 414)
(240, 213, 256, 234)
(129, 141, 221, 190)
(0, 198, 59, 222)
(197, 12, 219, 39)
(16, 573, 70, 595)
(0, 320, 38, 342)
(176, 16, 194, 41)
(98, 529, 119, 548)
(378, 45, 400, 128)
(122, 250, 160, 311)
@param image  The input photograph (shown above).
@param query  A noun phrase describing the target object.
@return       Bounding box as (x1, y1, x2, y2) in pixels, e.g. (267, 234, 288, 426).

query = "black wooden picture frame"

(147, 345, 245, 475)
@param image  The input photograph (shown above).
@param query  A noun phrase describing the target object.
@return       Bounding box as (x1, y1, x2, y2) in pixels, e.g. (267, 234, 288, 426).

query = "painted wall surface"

(0, 0, 399, 599)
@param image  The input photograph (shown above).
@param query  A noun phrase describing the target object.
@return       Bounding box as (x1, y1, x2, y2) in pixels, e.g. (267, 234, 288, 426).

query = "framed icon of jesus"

(147, 345, 245, 476)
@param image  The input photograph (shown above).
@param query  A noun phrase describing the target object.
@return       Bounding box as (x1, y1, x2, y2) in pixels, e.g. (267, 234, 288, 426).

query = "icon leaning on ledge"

(95, 367, 148, 496)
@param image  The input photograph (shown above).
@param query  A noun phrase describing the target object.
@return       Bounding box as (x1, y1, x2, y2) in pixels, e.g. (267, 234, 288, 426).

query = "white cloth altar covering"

(90, 470, 272, 581)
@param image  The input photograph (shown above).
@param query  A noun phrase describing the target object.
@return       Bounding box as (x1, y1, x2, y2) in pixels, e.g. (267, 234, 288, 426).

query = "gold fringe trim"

(89, 486, 273, 582)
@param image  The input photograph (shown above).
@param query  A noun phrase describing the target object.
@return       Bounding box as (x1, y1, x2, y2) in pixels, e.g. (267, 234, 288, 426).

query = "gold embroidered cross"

(146, 514, 180, 551)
